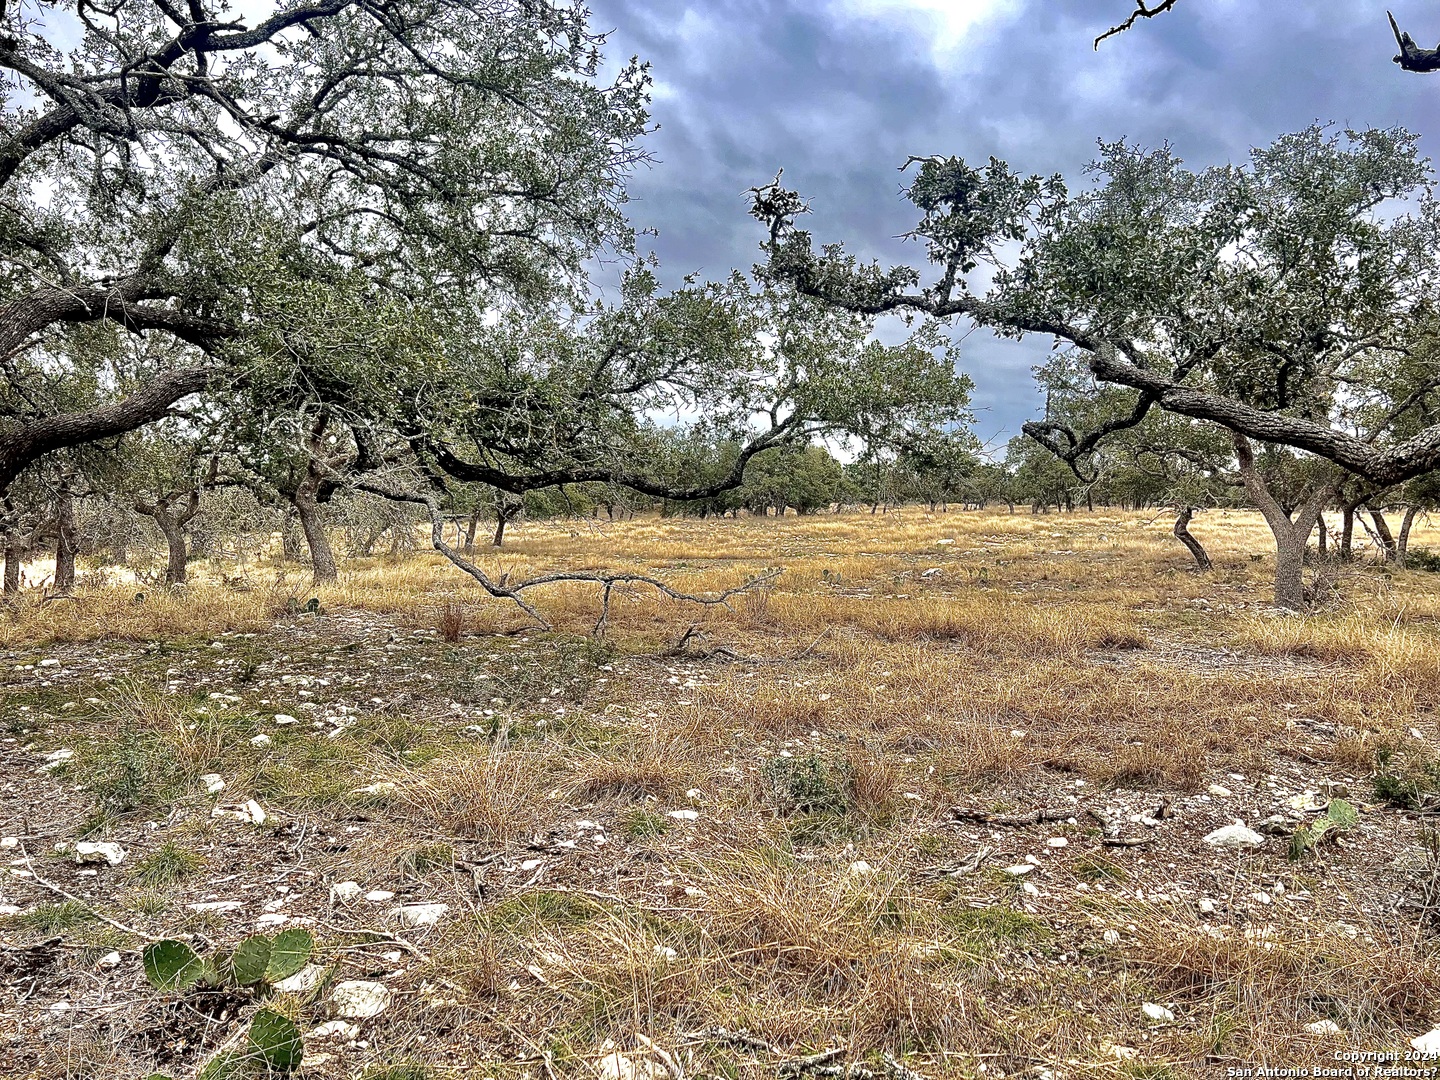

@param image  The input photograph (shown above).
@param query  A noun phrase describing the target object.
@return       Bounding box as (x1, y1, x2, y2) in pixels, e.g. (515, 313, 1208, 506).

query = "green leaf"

(231, 934, 273, 985)
(1287, 825, 1314, 862)
(247, 1008, 303, 1071)
(209, 949, 235, 987)
(264, 928, 314, 983)
(142, 940, 205, 991)
(196, 1050, 245, 1080)
(1327, 799, 1359, 829)
(1288, 799, 1360, 861)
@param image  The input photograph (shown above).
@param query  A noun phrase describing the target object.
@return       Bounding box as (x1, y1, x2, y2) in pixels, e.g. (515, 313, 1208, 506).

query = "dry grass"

(388, 750, 546, 843)
(12, 507, 1440, 1079)
(1127, 916, 1440, 1061)
(438, 600, 466, 642)
(567, 736, 694, 803)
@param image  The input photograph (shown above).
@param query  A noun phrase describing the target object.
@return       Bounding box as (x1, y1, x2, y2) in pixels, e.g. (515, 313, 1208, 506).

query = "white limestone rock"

(331, 980, 392, 1018)
(392, 902, 449, 927)
(1202, 824, 1265, 849)
(74, 842, 126, 866)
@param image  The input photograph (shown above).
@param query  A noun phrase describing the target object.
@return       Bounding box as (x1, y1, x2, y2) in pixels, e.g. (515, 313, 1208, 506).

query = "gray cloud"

(589, 0, 1440, 443)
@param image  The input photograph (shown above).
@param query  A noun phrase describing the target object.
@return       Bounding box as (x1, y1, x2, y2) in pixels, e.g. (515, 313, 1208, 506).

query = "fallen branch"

(951, 807, 1072, 827)
(634, 1033, 686, 1080)
(352, 475, 782, 634)
(881, 1053, 927, 1080)
(19, 845, 144, 938)
(315, 921, 430, 961)
(780, 1047, 846, 1078)
(684, 1028, 780, 1056)
(1087, 808, 1154, 847)
(922, 846, 993, 878)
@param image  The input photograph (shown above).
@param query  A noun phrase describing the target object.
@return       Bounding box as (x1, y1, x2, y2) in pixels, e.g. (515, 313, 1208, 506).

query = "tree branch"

(0, 368, 211, 493)
(1390, 11, 1440, 72)
(1095, 0, 1182, 49)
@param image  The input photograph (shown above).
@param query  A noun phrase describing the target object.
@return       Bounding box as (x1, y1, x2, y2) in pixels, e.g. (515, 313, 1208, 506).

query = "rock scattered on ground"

(330, 980, 391, 1019)
(1202, 823, 1265, 848)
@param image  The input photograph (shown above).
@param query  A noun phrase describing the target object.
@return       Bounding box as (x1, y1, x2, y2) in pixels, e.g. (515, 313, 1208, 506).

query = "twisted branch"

(350, 474, 782, 633)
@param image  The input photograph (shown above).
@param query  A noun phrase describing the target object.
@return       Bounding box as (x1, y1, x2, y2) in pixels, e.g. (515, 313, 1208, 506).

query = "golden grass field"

(7, 506, 1440, 1079)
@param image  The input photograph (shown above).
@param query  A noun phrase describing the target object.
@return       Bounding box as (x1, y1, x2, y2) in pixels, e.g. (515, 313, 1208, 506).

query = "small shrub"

(1372, 747, 1440, 810)
(1406, 548, 1440, 573)
(438, 602, 465, 642)
(764, 752, 853, 814)
(623, 809, 671, 839)
(131, 842, 205, 887)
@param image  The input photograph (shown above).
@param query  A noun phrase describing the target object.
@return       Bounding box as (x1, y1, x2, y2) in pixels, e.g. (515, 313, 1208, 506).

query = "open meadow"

(6, 508, 1440, 1078)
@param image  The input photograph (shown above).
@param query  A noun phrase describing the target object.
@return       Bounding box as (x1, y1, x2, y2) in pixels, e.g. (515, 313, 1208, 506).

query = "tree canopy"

(751, 126, 1440, 489)
(0, 0, 651, 487)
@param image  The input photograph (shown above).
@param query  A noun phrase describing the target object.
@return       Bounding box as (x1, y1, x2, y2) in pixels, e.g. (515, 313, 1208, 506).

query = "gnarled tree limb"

(1390, 11, 1440, 72)
(1095, 0, 1182, 48)
(349, 473, 782, 634)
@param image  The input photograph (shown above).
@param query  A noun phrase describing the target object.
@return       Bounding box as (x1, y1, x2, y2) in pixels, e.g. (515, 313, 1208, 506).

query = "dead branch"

(881, 1054, 928, 1080)
(921, 846, 993, 877)
(634, 1033, 686, 1080)
(950, 807, 1072, 827)
(685, 1029, 781, 1056)
(1087, 807, 1154, 846)
(663, 623, 749, 662)
(316, 922, 432, 961)
(779, 1047, 847, 1078)
(349, 474, 783, 634)
(19, 844, 143, 938)
(1095, 0, 1181, 49)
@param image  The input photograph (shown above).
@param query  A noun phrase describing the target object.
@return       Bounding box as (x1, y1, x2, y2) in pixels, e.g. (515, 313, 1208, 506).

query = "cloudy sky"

(587, 0, 1440, 451)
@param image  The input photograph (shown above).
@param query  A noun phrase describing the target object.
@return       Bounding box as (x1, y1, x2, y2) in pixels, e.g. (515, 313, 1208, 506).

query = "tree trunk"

(137, 493, 199, 586)
(1315, 512, 1327, 556)
(493, 514, 508, 548)
(293, 493, 338, 584)
(281, 508, 303, 562)
(1233, 434, 1337, 612)
(1370, 508, 1399, 562)
(1173, 506, 1212, 570)
(1273, 528, 1308, 611)
(1340, 505, 1356, 560)
(54, 484, 77, 592)
(463, 511, 480, 553)
(160, 521, 188, 585)
(3, 539, 18, 594)
(1398, 506, 1420, 568)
